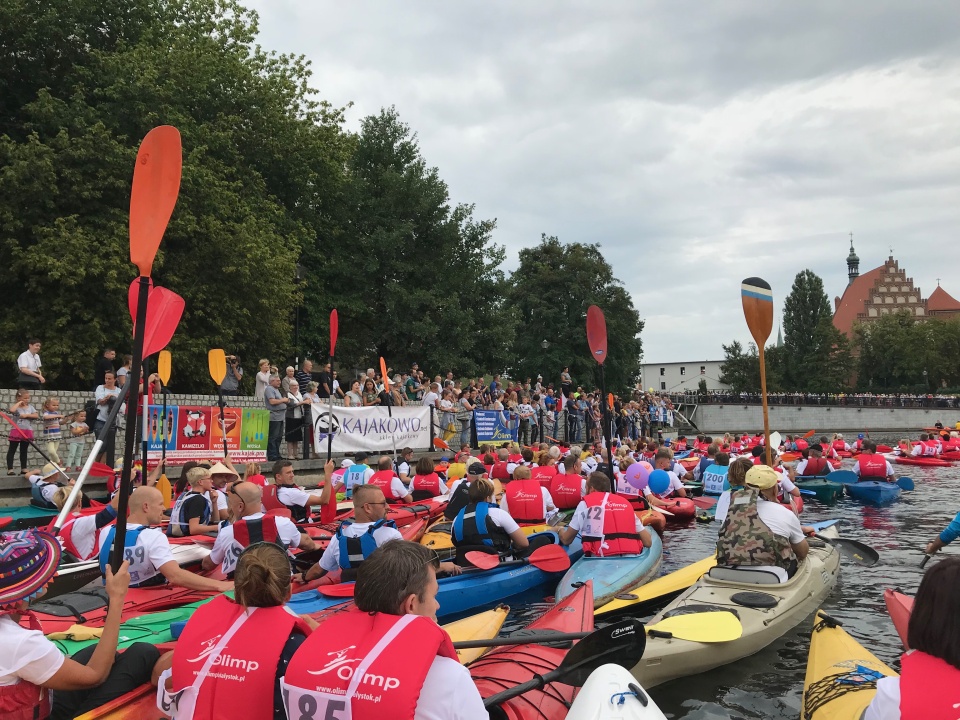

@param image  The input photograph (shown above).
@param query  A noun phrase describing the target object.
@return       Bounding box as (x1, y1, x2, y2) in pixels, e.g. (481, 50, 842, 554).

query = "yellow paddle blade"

(207, 349, 227, 385)
(157, 473, 172, 509)
(595, 555, 716, 616)
(648, 611, 742, 643)
(157, 350, 171, 385)
(47, 624, 103, 641)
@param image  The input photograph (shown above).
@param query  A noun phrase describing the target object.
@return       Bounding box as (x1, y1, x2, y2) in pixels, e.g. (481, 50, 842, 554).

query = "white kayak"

(566, 663, 667, 720)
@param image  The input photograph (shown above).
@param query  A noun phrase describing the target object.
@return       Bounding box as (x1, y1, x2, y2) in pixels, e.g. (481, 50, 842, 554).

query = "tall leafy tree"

(718, 341, 785, 393)
(782, 270, 848, 388)
(853, 312, 950, 392)
(506, 235, 643, 392)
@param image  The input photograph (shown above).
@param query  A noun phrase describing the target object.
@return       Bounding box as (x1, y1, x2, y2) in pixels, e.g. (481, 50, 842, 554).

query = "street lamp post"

(294, 262, 303, 367)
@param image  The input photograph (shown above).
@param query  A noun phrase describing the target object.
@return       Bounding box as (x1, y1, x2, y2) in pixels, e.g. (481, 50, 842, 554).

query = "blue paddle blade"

(809, 519, 841, 531)
(896, 477, 915, 491)
(798, 489, 816, 497)
(827, 470, 858, 485)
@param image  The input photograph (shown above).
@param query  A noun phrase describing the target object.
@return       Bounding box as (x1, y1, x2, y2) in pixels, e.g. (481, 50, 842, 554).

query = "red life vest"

(412, 473, 442, 495)
(795, 439, 809, 451)
(59, 514, 113, 560)
(369, 470, 405, 500)
(507, 453, 522, 463)
(899, 649, 960, 719)
(730, 442, 742, 453)
(581, 492, 642, 557)
(922, 439, 940, 456)
(506, 480, 545, 523)
(549, 473, 583, 510)
(857, 454, 888, 479)
(832, 440, 846, 451)
(233, 515, 280, 546)
(490, 461, 511, 481)
(170, 595, 312, 720)
(282, 610, 458, 720)
(799, 457, 829, 477)
(530, 465, 558, 488)
(0, 681, 49, 720)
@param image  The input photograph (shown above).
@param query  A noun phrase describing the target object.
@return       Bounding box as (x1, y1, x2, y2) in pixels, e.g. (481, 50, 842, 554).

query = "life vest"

(832, 440, 846, 451)
(275, 484, 314, 523)
(167, 490, 210, 537)
(30, 479, 59, 509)
(799, 457, 829, 477)
(549, 473, 583, 510)
(343, 464, 370, 493)
(730, 442, 742, 453)
(715, 488, 796, 573)
(507, 453, 522, 463)
(99, 525, 162, 587)
(489, 461, 511, 481)
(899, 649, 960, 719)
(580, 492, 642, 557)
(222, 515, 282, 577)
(281, 609, 458, 720)
(60, 513, 114, 561)
(505, 480, 545, 523)
(530, 465, 558, 487)
(452, 502, 512, 553)
(369, 470, 405, 501)
(856, 454, 888, 479)
(0, 678, 49, 720)
(795, 439, 809, 451)
(412, 473, 442, 501)
(443, 480, 471, 521)
(921, 439, 941, 456)
(697, 456, 714, 478)
(336, 519, 397, 580)
(168, 595, 311, 720)
(702, 464, 730, 495)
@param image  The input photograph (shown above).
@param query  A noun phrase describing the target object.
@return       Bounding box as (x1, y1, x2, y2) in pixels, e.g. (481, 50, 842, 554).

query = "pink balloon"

(626, 461, 653, 490)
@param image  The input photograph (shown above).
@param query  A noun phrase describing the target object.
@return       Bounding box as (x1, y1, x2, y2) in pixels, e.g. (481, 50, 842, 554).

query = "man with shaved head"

(98, 486, 232, 592)
(203, 481, 316, 576)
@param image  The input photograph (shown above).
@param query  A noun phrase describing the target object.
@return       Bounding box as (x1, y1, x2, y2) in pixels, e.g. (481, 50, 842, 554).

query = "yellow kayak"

(594, 555, 716, 617)
(77, 605, 510, 720)
(802, 610, 897, 720)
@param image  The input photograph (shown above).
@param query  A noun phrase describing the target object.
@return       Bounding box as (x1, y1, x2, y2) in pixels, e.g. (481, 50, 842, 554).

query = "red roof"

(832, 265, 884, 335)
(927, 285, 960, 313)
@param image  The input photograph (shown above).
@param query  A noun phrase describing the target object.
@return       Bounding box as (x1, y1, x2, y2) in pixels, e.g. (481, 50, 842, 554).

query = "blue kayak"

(845, 481, 901, 505)
(554, 531, 663, 608)
(286, 531, 583, 621)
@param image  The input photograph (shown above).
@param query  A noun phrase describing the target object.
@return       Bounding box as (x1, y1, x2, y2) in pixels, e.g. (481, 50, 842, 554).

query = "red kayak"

(876, 444, 893, 453)
(332, 498, 447, 528)
(304, 516, 428, 545)
(939, 450, 960, 461)
(884, 588, 913, 650)
(828, 458, 842, 470)
(781, 496, 804, 514)
(662, 496, 697, 521)
(471, 581, 593, 720)
(837, 450, 853, 458)
(895, 456, 951, 467)
(0, 516, 11, 530)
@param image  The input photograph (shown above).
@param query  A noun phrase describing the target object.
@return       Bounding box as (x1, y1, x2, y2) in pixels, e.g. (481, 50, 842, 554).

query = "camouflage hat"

(745, 465, 778, 490)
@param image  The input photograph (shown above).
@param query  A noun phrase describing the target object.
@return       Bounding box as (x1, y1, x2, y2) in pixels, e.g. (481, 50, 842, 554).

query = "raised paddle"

(112, 126, 182, 574)
(156, 350, 172, 508)
(326, 309, 338, 463)
(207, 349, 229, 458)
(317, 583, 357, 598)
(802, 429, 817, 439)
(482, 618, 646, 708)
(432, 437, 452, 451)
(380, 356, 396, 457)
(813, 534, 879, 566)
(741, 277, 774, 467)
(126, 281, 185, 358)
(465, 544, 571, 572)
(586, 305, 614, 486)
(895, 476, 914, 491)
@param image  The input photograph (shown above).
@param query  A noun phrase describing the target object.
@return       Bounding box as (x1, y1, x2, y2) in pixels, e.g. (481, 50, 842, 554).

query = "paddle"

(112, 126, 182, 574)
(380, 356, 396, 457)
(432, 437, 452, 451)
(317, 583, 356, 598)
(126, 281, 185, 359)
(813, 534, 879, 566)
(326, 309, 338, 463)
(586, 305, 614, 486)
(156, 350, 172, 508)
(826, 470, 858, 485)
(802, 430, 816, 439)
(465, 544, 571, 573)
(741, 277, 774, 467)
(453, 611, 742, 649)
(896, 476, 914, 491)
(207, 349, 228, 458)
(482, 617, 646, 708)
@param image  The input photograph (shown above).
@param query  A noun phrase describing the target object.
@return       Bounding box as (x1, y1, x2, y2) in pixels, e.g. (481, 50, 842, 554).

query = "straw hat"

(0, 530, 61, 608)
(208, 462, 238, 477)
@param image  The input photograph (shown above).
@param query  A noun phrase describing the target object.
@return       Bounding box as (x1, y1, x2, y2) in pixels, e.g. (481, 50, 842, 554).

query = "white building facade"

(640, 360, 730, 393)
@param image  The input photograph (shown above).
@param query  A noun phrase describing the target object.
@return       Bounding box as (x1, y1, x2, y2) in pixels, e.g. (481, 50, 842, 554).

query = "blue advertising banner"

(473, 409, 518, 443)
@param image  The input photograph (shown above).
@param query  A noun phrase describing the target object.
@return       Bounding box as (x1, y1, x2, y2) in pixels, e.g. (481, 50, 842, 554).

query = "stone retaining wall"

(691, 403, 954, 433)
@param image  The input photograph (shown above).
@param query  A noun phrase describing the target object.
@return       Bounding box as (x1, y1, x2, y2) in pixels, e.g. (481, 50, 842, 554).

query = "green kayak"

(794, 477, 843, 504)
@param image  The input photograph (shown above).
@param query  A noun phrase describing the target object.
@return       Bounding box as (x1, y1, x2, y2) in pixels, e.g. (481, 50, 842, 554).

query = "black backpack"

(83, 400, 98, 431)
(443, 481, 471, 520)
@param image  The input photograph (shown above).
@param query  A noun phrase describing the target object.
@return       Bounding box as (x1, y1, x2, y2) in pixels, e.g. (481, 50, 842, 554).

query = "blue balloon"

(648, 469, 671, 495)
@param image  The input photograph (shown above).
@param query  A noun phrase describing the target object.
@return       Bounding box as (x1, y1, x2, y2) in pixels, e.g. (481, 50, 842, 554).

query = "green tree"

(506, 235, 643, 392)
(852, 312, 949, 392)
(782, 270, 846, 388)
(719, 341, 785, 393)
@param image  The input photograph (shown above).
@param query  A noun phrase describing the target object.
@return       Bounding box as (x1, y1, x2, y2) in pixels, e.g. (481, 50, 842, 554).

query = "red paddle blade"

(433, 438, 451, 451)
(128, 277, 154, 321)
(380, 357, 390, 390)
(128, 282, 186, 357)
(607, 393, 614, 411)
(317, 583, 356, 598)
(465, 551, 501, 570)
(89, 462, 117, 478)
(586, 305, 607, 365)
(803, 430, 816, 439)
(329, 309, 338, 358)
(129, 126, 182, 277)
(527, 544, 571, 572)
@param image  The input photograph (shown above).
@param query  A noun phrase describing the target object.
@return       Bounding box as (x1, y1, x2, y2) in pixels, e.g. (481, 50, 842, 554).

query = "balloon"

(626, 461, 653, 490)
(649, 469, 671, 495)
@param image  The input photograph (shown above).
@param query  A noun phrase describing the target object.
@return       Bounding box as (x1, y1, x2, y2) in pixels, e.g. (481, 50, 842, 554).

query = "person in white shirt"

(713, 457, 753, 525)
(422, 382, 440, 410)
(393, 447, 414, 484)
(203, 481, 315, 576)
(52, 487, 119, 560)
(272, 459, 332, 523)
(16, 339, 44, 389)
(499, 465, 556, 519)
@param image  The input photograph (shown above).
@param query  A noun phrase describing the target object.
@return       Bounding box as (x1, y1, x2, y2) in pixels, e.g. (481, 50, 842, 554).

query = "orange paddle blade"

(129, 126, 182, 277)
(433, 437, 451, 451)
(465, 551, 501, 570)
(586, 305, 608, 365)
(527, 544, 571, 572)
(607, 393, 614, 410)
(317, 583, 356, 598)
(380, 357, 390, 391)
(740, 277, 774, 347)
(803, 429, 816, 439)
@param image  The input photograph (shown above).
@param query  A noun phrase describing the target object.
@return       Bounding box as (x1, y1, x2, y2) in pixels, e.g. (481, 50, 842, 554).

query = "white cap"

(340, 458, 355, 468)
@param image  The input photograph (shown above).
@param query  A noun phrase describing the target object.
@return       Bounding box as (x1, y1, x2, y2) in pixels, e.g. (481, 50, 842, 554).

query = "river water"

(496, 433, 960, 719)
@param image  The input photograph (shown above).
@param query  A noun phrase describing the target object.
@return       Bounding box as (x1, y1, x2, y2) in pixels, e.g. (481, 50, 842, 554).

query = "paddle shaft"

(454, 630, 593, 649)
(758, 343, 771, 466)
(599, 364, 614, 486)
(483, 669, 561, 708)
(813, 533, 879, 566)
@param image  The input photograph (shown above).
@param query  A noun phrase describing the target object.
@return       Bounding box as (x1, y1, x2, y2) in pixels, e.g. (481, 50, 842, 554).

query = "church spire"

(846, 232, 860, 285)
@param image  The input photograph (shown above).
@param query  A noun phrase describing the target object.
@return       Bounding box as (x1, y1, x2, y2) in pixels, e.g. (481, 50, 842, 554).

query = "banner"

(146, 404, 269, 465)
(311, 403, 431, 454)
(473, 409, 518, 443)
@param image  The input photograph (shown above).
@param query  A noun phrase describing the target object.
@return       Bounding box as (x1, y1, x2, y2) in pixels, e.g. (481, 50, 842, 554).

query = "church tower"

(846, 233, 860, 285)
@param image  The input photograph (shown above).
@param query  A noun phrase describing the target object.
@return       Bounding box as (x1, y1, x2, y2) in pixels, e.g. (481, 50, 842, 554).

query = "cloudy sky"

(248, 2, 960, 364)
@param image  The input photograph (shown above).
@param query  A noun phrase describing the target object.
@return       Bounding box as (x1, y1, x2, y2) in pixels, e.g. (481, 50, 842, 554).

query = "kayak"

(794, 477, 844, 505)
(637, 507, 666, 535)
(567, 663, 667, 720)
(631, 524, 840, 688)
(331, 497, 448, 528)
(595, 555, 716, 618)
(661, 496, 697, 521)
(678, 457, 699, 471)
(876, 444, 893, 453)
(883, 588, 913, 650)
(420, 518, 553, 560)
(801, 611, 897, 720)
(828, 458, 842, 470)
(75, 604, 512, 720)
(471, 581, 594, 720)
(782, 496, 804, 514)
(941, 450, 960, 461)
(845, 481, 901, 505)
(0, 500, 110, 530)
(287, 531, 584, 621)
(895, 456, 950, 467)
(555, 532, 663, 608)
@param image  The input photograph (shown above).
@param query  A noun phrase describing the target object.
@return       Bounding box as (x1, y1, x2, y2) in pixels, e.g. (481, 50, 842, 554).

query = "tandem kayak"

(631, 525, 840, 688)
(555, 532, 663, 608)
(794, 477, 844, 505)
(595, 555, 717, 618)
(471, 581, 594, 720)
(883, 588, 913, 650)
(895, 456, 951, 467)
(845, 481, 901, 505)
(801, 611, 897, 720)
(420, 518, 553, 560)
(567, 664, 667, 720)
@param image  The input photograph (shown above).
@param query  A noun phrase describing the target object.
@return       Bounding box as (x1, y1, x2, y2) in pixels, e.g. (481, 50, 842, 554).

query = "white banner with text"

(310, 403, 431, 453)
